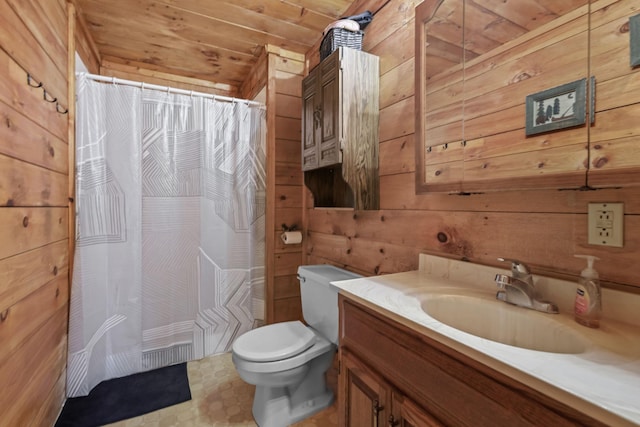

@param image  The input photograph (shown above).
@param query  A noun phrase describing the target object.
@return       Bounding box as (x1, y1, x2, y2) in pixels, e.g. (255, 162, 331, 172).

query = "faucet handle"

(497, 258, 531, 275)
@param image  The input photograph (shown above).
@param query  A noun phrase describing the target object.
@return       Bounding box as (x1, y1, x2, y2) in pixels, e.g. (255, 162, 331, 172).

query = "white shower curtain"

(67, 74, 266, 397)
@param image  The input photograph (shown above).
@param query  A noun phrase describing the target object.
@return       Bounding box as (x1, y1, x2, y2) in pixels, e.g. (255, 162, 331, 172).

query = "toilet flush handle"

(297, 275, 305, 283)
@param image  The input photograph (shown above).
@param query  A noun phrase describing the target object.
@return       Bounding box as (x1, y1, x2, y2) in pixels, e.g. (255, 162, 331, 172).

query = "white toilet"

(232, 265, 361, 427)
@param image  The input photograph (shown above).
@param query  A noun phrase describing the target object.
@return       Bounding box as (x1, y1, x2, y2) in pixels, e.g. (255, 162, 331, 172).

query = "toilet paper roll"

(280, 231, 303, 245)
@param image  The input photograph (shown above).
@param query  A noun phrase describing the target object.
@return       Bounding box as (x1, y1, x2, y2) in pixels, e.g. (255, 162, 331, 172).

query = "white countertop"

(330, 255, 640, 427)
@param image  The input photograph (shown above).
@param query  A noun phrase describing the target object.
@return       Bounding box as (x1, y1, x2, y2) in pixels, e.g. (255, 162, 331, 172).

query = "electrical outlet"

(588, 203, 624, 247)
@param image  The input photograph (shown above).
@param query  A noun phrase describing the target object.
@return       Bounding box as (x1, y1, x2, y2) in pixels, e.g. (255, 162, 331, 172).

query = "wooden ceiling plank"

(97, 43, 250, 85)
(161, 0, 320, 41)
(229, 0, 345, 30)
(100, 58, 237, 94)
(284, 0, 355, 18)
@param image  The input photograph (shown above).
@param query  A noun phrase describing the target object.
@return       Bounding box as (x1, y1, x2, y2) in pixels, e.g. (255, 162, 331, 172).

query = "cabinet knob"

(388, 415, 400, 427)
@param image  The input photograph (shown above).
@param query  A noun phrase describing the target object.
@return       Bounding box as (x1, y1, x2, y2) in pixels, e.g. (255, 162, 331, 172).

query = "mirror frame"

(414, 0, 463, 194)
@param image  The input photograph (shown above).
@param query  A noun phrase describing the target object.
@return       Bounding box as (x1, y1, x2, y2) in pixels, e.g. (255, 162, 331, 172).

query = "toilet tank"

(297, 265, 362, 345)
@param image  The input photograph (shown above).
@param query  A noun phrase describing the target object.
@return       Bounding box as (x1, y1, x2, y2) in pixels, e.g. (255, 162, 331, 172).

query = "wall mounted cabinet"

(302, 47, 379, 210)
(416, 0, 640, 194)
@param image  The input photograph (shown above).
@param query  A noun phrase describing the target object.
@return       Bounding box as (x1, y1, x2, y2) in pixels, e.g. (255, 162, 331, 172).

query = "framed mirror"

(415, 0, 591, 194)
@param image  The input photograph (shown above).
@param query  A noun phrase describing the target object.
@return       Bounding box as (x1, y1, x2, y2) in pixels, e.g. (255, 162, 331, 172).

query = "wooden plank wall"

(0, 0, 70, 425)
(267, 47, 306, 323)
(304, 0, 640, 292)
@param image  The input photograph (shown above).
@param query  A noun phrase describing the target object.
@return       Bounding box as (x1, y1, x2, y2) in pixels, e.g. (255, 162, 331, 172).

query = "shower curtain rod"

(79, 73, 264, 106)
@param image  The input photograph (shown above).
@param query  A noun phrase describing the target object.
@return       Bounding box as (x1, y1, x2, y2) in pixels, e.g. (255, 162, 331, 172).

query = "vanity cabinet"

(338, 295, 607, 427)
(416, 0, 640, 193)
(302, 47, 379, 210)
(341, 350, 442, 427)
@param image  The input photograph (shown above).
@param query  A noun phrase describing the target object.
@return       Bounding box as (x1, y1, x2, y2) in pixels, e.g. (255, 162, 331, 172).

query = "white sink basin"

(420, 293, 587, 354)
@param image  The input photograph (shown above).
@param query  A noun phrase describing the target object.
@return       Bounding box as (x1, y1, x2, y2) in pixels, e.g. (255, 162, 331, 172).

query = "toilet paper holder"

(282, 223, 297, 232)
(280, 224, 303, 245)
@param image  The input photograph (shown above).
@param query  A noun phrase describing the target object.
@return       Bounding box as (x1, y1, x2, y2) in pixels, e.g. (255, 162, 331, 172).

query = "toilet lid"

(232, 321, 316, 362)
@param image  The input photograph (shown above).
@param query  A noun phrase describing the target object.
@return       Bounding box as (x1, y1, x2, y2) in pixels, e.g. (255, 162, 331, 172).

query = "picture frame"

(525, 78, 587, 136)
(631, 13, 640, 67)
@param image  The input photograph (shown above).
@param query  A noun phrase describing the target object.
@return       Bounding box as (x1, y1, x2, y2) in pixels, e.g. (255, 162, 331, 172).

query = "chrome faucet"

(494, 258, 558, 314)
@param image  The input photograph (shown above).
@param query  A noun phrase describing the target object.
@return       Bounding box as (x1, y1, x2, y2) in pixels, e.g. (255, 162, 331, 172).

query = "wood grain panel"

(360, 0, 421, 51)
(370, 17, 415, 75)
(275, 116, 302, 142)
(0, 274, 68, 367)
(32, 365, 67, 427)
(275, 162, 302, 186)
(589, 136, 640, 187)
(0, 240, 67, 312)
(0, 207, 68, 260)
(380, 59, 414, 109)
(0, 49, 68, 142)
(0, 154, 68, 207)
(275, 251, 303, 277)
(275, 207, 303, 231)
(276, 138, 301, 164)
(379, 135, 415, 176)
(275, 185, 303, 209)
(274, 274, 301, 299)
(6, 0, 68, 79)
(275, 93, 302, 119)
(0, 304, 67, 426)
(0, 0, 68, 107)
(0, 100, 68, 174)
(275, 70, 303, 97)
(74, 2, 101, 74)
(380, 96, 414, 143)
(273, 296, 302, 323)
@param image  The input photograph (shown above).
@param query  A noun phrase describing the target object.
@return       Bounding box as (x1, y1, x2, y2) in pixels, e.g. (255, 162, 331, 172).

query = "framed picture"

(525, 78, 587, 136)
(631, 13, 640, 67)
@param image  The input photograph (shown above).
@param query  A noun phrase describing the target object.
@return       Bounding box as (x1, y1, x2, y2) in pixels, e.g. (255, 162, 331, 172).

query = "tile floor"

(105, 352, 338, 427)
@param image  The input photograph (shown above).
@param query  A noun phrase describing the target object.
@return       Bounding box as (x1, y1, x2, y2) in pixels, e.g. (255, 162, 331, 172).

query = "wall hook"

(27, 73, 42, 88)
(56, 102, 68, 114)
(43, 89, 57, 103)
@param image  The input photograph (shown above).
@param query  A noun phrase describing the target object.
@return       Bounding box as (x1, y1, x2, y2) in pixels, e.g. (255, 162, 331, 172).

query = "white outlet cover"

(588, 202, 624, 247)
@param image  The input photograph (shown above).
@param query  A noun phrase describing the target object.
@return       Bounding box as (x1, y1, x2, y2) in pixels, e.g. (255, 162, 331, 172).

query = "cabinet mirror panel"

(415, 0, 590, 193)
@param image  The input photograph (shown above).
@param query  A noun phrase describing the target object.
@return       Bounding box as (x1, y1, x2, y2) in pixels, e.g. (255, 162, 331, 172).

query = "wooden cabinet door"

(318, 52, 341, 168)
(392, 392, 443, 427)
(302, 67, 320, 171)
(341, 352, 390, 427)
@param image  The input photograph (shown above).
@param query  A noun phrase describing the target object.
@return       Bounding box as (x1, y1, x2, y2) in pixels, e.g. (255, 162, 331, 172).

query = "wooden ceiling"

(75, 0, 359, 89)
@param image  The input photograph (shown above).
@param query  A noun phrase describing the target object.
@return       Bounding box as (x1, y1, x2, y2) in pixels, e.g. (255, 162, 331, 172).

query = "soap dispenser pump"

(574, 255, 602, 328)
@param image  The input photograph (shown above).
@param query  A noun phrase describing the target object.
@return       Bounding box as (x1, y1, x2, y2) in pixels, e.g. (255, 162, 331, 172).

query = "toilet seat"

(232, 321, 316, 362)
(232, 332, 333, 374)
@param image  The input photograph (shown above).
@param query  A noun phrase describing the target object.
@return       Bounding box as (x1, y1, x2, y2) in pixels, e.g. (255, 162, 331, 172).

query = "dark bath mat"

(55, 363, 191, 427)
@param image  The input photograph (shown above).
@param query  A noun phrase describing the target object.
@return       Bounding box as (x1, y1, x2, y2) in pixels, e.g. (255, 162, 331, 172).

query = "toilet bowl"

(231, 265, 361, 427)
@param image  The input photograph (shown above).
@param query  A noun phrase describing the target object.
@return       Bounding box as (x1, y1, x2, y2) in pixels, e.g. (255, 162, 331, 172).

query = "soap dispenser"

(574, 255, 602, 328)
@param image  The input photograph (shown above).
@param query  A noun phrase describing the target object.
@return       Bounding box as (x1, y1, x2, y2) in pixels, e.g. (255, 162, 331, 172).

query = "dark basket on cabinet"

(320, 28, 364, 61)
